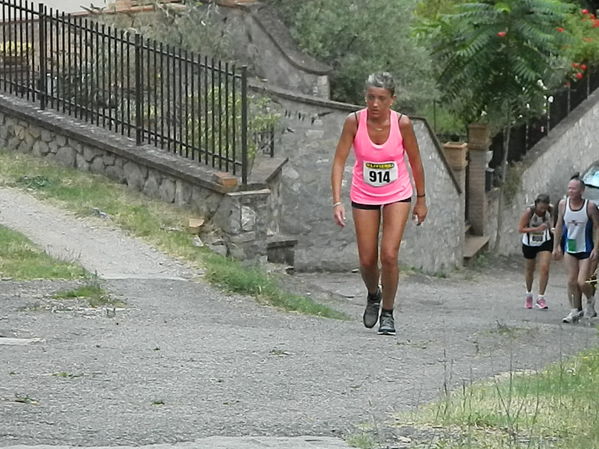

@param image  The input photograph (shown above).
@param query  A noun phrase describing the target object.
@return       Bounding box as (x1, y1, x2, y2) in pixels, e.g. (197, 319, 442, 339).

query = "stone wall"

(254, 85, 464, 273)
(487, 88, 599, 254)
(0, 94, 276, 262)
(225, 3, 331, 98)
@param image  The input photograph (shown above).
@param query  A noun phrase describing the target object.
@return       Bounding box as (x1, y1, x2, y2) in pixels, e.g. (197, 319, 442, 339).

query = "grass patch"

(399, 348, 599, 448)
(202, 250, 348, 319)
(346, 432, 377, 449)
(0, 149, 345, 319)
(0, 225, 87, 280)
(52, 280, 125, 308)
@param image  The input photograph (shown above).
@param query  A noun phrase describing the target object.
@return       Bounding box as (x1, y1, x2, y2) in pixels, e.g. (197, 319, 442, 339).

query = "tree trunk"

(494, 112, 512, 252)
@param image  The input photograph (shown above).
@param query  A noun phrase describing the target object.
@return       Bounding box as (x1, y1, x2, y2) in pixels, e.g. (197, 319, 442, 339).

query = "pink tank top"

(350, 108, 413, 204)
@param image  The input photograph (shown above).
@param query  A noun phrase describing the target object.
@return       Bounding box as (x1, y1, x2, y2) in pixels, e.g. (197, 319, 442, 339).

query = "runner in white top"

(518, 194, 553, 310)
(553, 177, 599, 324)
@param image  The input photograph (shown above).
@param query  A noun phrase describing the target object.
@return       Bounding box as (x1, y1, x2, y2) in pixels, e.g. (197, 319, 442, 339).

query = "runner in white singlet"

(553, 177, 599, 324)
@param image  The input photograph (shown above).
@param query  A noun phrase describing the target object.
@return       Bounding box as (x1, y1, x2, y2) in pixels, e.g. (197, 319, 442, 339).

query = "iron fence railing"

(0, 0, 253, 183)
(488, 69, 599, 170)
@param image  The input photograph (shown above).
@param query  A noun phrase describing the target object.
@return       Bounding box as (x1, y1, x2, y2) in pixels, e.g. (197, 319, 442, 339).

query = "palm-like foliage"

(427, 0, 574, 249)
(431, 0, 572, 124)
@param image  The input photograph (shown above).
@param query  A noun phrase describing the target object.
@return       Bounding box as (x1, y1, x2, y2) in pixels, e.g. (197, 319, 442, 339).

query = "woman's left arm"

(400, 115, 427, 224)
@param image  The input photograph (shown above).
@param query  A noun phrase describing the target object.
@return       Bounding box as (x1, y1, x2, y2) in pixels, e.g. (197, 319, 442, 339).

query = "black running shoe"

(362, 288, 381, 328)
(378, 312, 396, 335)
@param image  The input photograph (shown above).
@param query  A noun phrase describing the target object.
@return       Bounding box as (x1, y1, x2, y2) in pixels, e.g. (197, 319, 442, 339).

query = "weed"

(346, 432, 377, 449)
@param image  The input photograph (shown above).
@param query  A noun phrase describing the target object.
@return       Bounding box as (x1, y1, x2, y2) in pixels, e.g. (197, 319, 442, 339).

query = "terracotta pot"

(467, 123, 490, 151)
(443, 142, 468, 170)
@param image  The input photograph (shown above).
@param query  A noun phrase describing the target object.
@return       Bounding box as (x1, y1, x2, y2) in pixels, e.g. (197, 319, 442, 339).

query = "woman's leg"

(352, 207, 382, 295)
(524, 258, 536, 293)
(536, 251, 552, 296)
(379, 201, 411, 310)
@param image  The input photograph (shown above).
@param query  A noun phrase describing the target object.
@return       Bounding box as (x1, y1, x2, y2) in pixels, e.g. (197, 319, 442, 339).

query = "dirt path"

(1, 187, 598, 447)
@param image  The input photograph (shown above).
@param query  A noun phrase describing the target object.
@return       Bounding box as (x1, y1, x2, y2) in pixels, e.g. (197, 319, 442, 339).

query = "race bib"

(530, 232, 544, 245)
(363, 161, 398, 187)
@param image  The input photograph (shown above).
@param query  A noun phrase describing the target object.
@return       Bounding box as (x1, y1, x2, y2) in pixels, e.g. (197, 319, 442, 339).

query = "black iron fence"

(489, 69, 599, 170)
(0, 0, 254, 184)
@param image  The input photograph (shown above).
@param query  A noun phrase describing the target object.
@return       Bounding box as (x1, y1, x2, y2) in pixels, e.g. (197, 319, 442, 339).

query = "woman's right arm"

(553, 200, 566, 258)
(518, 208, 532, 234)
(331, 114, 357, 227)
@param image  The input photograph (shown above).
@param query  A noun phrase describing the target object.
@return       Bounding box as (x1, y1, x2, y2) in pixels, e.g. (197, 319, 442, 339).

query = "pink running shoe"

(525, 294, 533, 309)
(535, 297, 548, 310)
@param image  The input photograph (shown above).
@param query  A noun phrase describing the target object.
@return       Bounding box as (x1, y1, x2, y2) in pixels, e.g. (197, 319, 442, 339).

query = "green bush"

(266, 0, 437, 113)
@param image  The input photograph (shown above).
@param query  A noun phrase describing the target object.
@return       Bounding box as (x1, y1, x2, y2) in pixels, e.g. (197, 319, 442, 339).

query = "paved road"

(1, 187, 598, 448)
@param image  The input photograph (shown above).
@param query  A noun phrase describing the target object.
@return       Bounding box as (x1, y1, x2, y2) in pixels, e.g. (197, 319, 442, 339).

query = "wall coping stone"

(0, 94, 234, 194)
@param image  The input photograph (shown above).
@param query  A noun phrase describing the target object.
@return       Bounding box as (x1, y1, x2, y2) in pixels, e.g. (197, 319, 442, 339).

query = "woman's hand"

(553, 246, 563, 260)
(413, 199, 428, 225)
(333, 204, 346, 227)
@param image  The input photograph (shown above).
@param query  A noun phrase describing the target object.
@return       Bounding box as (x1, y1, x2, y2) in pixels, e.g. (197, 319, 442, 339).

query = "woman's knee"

(539, 265, 550, 277)
(380, 250, 399, 268)
(359, 253, 378, 270)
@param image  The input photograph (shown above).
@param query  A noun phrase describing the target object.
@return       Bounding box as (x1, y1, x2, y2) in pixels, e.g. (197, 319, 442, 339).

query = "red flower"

(497, 31, 507, 37)
(556, 27, 565, 32)
(575, 72, 584, 80)
(582, 9, 589, 14)
(581, 64, 588, 71)
(594, 19, 599, 28)
(572, 62, 580, 68)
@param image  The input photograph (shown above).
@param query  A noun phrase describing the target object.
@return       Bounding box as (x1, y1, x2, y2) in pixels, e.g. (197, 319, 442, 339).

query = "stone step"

(267, 234, 297, 266)
(463, 234, 489, 260)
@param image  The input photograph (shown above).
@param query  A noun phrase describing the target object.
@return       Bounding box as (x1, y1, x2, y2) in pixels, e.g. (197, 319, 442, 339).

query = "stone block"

(6, 137, 19, 150)
(159, 177, 176, 203)
(40, 129, 53, 142)
(83, 146, 99, 162)
(241, 205, 256, 232)
(17, 140, 31, 153)
(76, 153, 90, 171)
(144, 171, 161, 197)
(56, 135, 67, 147)
(175, 179, 192, 206)
(29, 127, 41, 139)
(230, 231, 257, 243)
(32, 141, 50, 157)
(106, 164, 125, 183)
(56, 146, 76, 167)
(90, 157, 105, 173)
(124, 161, 147, 190)
(24, 131, 36, 146)
(104, 153, 116, 166)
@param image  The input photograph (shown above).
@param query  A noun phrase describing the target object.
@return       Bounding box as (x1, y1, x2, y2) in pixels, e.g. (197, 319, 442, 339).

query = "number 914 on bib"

(363, 161, 398, 187)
